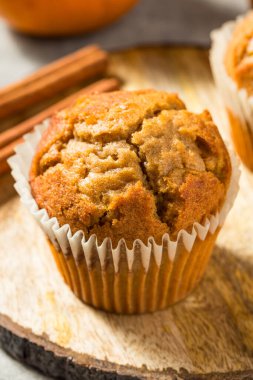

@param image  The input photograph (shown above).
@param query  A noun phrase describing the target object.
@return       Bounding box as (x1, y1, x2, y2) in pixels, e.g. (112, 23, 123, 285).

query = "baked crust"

(225, 12, 253, 95)
(30, 90, 231, 247)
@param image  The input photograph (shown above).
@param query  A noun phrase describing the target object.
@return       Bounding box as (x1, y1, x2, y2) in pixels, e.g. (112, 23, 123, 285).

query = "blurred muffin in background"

(225, 12, 253, 96)
(210, 12, 253, 172)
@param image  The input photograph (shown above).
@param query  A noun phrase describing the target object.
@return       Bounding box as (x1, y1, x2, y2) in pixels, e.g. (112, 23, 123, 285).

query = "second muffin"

(211, 12, 253, 171)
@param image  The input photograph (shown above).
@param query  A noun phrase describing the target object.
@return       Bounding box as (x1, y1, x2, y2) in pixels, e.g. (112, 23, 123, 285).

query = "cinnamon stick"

(0, 45, 108, 120)
(0, 78, 120, 176)
(0, 138, 23, 165)
(0, 138, 23, 176)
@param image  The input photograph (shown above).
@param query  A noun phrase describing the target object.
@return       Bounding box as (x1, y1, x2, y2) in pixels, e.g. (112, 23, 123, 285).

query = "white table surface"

(0, 0, 249, 378)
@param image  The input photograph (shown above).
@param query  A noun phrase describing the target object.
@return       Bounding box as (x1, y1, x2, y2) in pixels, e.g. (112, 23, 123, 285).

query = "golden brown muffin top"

(225, 12, 253, 95)
(30, 90, 231, 248)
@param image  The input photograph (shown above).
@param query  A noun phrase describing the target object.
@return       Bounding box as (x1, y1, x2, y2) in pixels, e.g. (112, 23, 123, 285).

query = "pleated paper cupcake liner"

(210, 14, 253, 171)
(8, 121, 240, 314)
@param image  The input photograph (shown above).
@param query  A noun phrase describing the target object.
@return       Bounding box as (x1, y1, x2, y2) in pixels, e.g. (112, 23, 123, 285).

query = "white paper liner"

(210, 13, 253, 132)
(8, 121, 239, 273)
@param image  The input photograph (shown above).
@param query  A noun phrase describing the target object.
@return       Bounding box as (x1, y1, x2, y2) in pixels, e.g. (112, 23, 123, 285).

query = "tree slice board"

(1, 47, 253, 380)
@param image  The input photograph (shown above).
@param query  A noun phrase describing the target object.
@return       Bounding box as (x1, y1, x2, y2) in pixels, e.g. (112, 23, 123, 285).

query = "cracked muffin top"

(30, 90, 231, 247)
(225, 12, 253, 96)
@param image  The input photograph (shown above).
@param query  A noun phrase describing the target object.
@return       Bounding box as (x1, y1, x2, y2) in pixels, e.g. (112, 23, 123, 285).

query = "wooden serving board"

(1, 47, 253, 380)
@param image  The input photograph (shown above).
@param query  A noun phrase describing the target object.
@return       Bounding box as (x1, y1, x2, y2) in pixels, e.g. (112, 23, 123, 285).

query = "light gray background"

(0, 0, 249, 378)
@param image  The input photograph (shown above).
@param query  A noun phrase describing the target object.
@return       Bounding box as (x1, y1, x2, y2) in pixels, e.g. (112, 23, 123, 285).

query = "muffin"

(210, 12, 253, 171)
(15, 90, 235, 314)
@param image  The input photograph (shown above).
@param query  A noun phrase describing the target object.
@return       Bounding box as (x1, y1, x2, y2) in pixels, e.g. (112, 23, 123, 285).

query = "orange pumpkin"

(0, 0, 139, 36)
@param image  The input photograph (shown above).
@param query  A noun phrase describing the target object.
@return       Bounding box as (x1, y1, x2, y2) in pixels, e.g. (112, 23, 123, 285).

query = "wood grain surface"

(1, 47, 253, 380)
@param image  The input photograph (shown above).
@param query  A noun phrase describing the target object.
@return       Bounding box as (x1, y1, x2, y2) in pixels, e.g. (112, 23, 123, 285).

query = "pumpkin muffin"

(30, 90, 231, 247)
(210, 12, 253, 171)
(29, 90, 232, 313)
